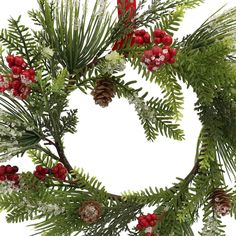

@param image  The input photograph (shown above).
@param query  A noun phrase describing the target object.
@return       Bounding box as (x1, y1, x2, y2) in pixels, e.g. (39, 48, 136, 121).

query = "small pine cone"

(91, 79, 116, 107)
(78, 200, 103, 224)
(210, 189, 231, 216)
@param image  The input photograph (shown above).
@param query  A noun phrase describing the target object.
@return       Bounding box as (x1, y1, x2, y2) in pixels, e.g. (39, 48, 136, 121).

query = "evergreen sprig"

(0, 0, 236, 236)
(0, 16, 41, 68)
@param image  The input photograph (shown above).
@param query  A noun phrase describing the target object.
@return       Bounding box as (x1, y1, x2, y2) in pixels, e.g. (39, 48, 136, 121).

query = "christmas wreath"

(0, 0, 236, 235)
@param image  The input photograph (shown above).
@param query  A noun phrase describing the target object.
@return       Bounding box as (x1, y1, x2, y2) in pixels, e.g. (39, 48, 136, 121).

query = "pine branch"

(0, 16, 41, 67)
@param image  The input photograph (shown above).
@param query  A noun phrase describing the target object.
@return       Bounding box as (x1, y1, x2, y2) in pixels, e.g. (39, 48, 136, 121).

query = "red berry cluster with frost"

(0, 55, 36, 99)
(0, 165, 20, 186)
(136, 213, 159, 235)
(34, 163, 67, 181)
(141, 29, 177, 72)
(133, 29, 151, 45)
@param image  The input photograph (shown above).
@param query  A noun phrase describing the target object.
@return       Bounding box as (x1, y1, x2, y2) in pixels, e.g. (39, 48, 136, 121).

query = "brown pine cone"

(91, 79, 116, 107)
(78, 200, 103, 224)
(210, 189, 231, 216)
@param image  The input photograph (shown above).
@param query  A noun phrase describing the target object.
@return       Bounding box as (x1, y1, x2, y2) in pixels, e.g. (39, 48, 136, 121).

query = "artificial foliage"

(0, 0, 236, 235)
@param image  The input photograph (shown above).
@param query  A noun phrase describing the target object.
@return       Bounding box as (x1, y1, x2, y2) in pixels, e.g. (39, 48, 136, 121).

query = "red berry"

(12, 89, 20, 97)
(28, 68, 36, 76)
(59, 168, 67, 175)
(149, 220, 156, 227)
(163, 52, 171, 62)
(7, 174, 14, 181)
(14, 56, 25, 66)
(6, 165, 13, 174)
(135, 29, 146, 36)
(136, 224, 143, 231)
(161, 35, 173, 46)
(168, 57, 176, 64)
(11, 66, 23, 75)
(6, 55, 15, 65)
(0, 175, 6, 181)
(134, 36, 144, 45)
(140, 219, 149, 228)
(54, 173, 60, 178)
(146, 214, 153, 221)
(12, 174, 19, 182)
(112, 41, 119, 51)
(0, 165, 6, 175)
(152, 46, 162, 56)
(144, 50, 153, 58)
(34, 171, 39, 177)
(147, 64, 154, 71)
(12, 80, 21, 89)
(8, 62, 15, 68)
(145, 233, 151, 236)
(36, 165, 44, 173)
(21, 71, 31, 79)
(143, 33, 151, 43)
(169, 48, 177, 57)
(60, 175, 66, 181)
(154, 29, 165, 38)
(12, 166, 19, 173)
(138, 215, 145, 221)
(139, 29, 146, 36)
(154, 37, 161, 45)
(57, 163, 64, 169)
(151, 214, 158, 220)
(134, 30, 141, 36)
(162, 45, 170, 49)
(52, 166, 59, 174)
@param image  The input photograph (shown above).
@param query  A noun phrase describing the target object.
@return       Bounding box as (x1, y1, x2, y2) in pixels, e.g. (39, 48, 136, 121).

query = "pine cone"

(78, 200, 102, 224)
(210, 189, 231, 216)
(91, 79, 116, 107)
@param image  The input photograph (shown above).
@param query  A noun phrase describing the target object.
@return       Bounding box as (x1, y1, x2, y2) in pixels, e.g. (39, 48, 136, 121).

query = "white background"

(0, 0, 236, 235)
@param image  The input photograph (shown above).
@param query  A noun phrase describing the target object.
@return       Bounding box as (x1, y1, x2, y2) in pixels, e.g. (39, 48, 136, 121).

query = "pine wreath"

(0, 0, 236, 235)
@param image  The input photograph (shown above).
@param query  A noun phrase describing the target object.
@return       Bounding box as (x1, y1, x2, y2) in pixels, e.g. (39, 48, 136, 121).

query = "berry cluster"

(153, 29, 173, 46)
(33, 165, 48, 181)
(133, 29, 151, 45)
(0, 55, 36, 99)
(52, 163, 68, 181)
(0, 165, 20, 185)
(136, 213, 158, 235)
(34, 163, 68, 181)
(141, 29, 177, 72)
(113, 29, 151, 50)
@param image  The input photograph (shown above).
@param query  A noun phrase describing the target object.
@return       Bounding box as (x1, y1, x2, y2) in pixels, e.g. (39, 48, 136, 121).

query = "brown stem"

(54, 141, 73, 172)
(185, 160, 200, 183)
(44, 137, 56, 146)
(53, 140, 122, 200)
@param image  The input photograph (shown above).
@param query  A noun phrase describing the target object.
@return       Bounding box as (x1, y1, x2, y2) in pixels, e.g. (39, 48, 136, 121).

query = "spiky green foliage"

(0, 16, 42, 68)
(0, 93, 42, 160)
(28, 0, 118, 74)
(0, 0, 236, 236)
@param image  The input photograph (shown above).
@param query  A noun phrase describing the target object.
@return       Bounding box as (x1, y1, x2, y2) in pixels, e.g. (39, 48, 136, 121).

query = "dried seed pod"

(91, 79, 116, 107)
(78, 200, 103, 224)
(210, 189, 231, 216)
